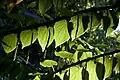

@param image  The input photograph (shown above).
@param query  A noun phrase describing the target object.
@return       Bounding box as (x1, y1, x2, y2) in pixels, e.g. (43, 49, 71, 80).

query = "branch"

(3, 4, 120, 36)
(53, 49, 120, 74)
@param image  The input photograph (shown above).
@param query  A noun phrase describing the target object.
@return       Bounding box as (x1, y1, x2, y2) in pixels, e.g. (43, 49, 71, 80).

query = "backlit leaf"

(2, 34, 17, 53)
(38, 27, 49, 52)
(40, 60, 57, 67)
(104, 56, 113, 78)
(56, 72, 65, 80)
(70, 16, 84, 41)
(20, 29, 37, 49)
(47, 27, 54, 47)
(55, 51, 73, 59)
(34, 75, 40, 80)
(87, 61, 98, 80)
(115, 53, 120, 73)
(70, 66, 82, 80)
(106, 27, 115, 37)
(54, 20, 70, 47)
(106, 12, 115, 37)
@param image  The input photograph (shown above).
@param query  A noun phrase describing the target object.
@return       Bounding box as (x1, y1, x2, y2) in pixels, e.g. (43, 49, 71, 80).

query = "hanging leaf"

(104, 56, 113, 78)
(2, 34, 17, 53)
(40, 60, 57, 67)
(47, 27, 54, 47)
(38, 27, 49, 52)
(87, 61, 98, 80)
(93, 13, 100, 27)
(56, 72, 65, 80)
(106, 11, 116, 36)
(70, 16, 84, 41)
(38, 0, 52, 15)
(55, 51, 73, 59)
(54, 20, 70, 47)
(82, 68, 89, 80)
(106, 27, 115, 37)
(96, 62, 105, 80)
(115, 53, 120, 73)
(70, 66, 82, 80)
(20, 29, 37, 49)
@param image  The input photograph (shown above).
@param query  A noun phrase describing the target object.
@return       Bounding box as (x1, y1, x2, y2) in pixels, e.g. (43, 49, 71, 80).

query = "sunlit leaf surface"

(3, 34, 17, 53)
(40, 60, 57, 67)
(38, 27, 49, 52)
(54, 20, 70, 47)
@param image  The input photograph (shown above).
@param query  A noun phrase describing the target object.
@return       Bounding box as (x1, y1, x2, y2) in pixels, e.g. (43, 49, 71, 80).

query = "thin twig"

(53, 49, 120, 74)
(3, 5, 120, 36)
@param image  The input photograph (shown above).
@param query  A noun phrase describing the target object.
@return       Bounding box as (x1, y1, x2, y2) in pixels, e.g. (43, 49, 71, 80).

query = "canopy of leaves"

(0, 0, 120, 80)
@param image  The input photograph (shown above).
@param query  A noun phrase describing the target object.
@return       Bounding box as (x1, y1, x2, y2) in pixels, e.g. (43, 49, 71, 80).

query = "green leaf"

(38, 0, 52, 15)
(2, 34, 17, 53)
(106, 12, 116, 37)
(20, 30, 32, 49)
(70, 66, 82, 80)
(87, 61, 98, 80)
(104, 56, 113, 78)
(56, 72, 65, 80)
(117, 36, 120, 43)
(82, 68, 89, 80)
(115, 53, 120, 73)
(54, 20, 70, 47)
(70, 16, 84, 41)
(38, 27, 49, 52)
(40, 60, 57, 67)
(55, 51, 73, 59)
(91, 13, 100, 28)
(73, 44, 84, 62)
(47, 27, 54, 47)
(34, 75, 40, 80)
(106, 27, 115, 37)
(96, 62, 105, 80)
(80, 52, 92, 60)
(95, 48, 103, 55)
(20, 30, 37, 49)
